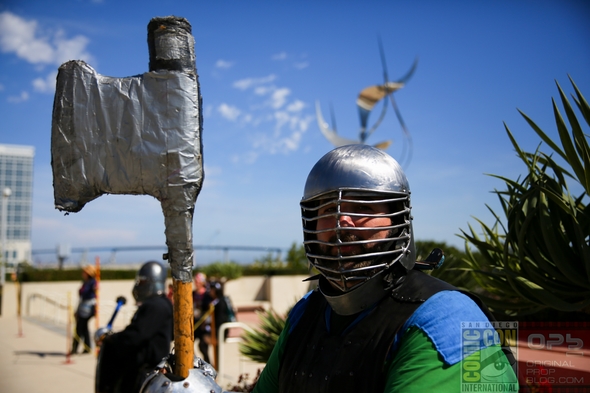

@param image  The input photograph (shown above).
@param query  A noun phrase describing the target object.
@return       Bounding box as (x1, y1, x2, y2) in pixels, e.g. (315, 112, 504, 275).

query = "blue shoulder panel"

(397, 291, 493, 365)
(287, 290, 314, 334)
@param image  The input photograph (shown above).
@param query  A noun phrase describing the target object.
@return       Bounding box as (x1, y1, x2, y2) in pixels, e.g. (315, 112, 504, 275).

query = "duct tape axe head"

(51, 16, 203, 281)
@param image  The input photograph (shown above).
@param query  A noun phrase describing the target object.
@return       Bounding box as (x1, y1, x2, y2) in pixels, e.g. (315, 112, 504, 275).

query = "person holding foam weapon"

(96, 261, 173, 393)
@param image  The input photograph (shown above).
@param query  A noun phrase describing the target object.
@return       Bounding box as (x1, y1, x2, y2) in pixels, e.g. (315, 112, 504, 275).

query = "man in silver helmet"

(253, 145, 518, 393)
(96, 261, 173, 393)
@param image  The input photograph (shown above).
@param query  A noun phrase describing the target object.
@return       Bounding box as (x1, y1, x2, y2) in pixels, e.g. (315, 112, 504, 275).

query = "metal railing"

(26, 291, 137, 329)
(26, 291, 70, 325)
(217, 321, 258, 386)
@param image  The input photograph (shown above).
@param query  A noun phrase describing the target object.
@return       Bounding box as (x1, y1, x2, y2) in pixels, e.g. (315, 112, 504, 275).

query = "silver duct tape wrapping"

(161, 184, 200, 281)
(51, 59, 203, 281)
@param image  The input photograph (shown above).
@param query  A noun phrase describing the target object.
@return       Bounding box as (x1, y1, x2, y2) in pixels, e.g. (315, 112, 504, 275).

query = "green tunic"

(253, 291, 519, 393)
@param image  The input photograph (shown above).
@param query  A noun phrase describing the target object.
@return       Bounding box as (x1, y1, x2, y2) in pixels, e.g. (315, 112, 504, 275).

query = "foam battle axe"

(51, 16, 201, 378)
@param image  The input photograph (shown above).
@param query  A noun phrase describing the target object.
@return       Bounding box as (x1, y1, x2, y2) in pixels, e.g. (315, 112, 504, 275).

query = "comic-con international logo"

(461, 321, 518, 392)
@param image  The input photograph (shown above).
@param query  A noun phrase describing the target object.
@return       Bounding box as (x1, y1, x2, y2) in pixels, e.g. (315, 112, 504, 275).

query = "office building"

(0, 144, 35, 265)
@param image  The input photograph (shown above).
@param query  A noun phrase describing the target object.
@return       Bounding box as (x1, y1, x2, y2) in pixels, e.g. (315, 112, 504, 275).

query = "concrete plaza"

(0, 279, 294, 392)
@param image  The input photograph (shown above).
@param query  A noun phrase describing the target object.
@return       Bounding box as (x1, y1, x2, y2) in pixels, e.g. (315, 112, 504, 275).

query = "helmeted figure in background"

(71, 264, 97, 355)
(193, 277, 232, 367)
(253, 144, 519, 392)
(96, 261, 173, 393)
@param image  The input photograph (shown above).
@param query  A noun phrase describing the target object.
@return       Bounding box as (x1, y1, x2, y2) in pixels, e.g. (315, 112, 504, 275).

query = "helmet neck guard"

(319, 263, 407, 315)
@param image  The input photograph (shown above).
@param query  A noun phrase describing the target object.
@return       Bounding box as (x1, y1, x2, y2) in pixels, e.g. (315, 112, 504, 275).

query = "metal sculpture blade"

(315, 38, 417, 167)
(315, 101, 359, 147)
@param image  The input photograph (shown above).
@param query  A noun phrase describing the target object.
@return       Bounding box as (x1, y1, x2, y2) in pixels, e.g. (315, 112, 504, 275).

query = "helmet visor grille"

(301, 190, 412, 291)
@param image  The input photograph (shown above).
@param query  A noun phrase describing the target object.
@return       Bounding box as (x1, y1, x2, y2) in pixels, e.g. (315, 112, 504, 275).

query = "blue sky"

(0, 0, 589, 267)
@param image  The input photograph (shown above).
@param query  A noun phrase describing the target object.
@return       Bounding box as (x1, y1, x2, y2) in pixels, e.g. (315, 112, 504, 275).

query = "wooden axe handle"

(172, 279, 194, 378)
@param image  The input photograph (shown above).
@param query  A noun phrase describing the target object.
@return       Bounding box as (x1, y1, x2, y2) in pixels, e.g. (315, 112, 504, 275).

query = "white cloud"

(282, 131, 302, 151)
(286, 99, 306, 112)
(215, 59, 234, 69)
(0, 12, 53, 63)
(233, 74, 276, 90)
(0, 11, 94, 66)
(53, 30, 92, 65)
(294, 61, 309, 70)
(272, 52, 287, 61)
(251, 111, 314, 155)
(273, 111, 294, 135)
(254, 85, 273, 96)
(240, 82, 292, 110)
(32, 70, 58, 93)
(231, 151, 259, 165)
(223, 72, 314, 161)
(0, 11, 94, 98)
(269, 87, 291, 109)
(7, 91, 29, 103)
(217, 103, 241, 121)
(276, 111, 314, 135)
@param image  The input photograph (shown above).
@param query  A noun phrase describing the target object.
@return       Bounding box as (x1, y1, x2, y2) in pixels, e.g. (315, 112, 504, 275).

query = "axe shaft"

(161, 181, 198, 377)
(172, 280, 194, 376)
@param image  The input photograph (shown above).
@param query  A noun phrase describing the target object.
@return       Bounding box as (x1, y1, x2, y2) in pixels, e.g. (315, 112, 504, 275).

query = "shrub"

(460, 77, 590, 317)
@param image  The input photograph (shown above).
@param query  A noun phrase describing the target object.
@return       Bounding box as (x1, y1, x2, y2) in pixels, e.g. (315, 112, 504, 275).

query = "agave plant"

(460, 77, 590, 316)
(239, 308, 287, 364)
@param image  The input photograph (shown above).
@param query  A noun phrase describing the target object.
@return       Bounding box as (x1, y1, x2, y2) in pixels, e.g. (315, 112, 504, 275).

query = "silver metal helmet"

(301, 145, 415, 295)
(140, 354, 238, 393)
(132, 261, 167, 303)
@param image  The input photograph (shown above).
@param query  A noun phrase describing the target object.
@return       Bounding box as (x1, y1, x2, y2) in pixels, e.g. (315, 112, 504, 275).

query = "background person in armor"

(96, 261, 173, 393)
(195, 279, 232, 366)
(252, 145, 519, 393)
(70, 264, 97, 355)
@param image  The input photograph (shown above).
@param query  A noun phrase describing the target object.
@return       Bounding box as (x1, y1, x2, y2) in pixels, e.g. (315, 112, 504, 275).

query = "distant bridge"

(31, 244, 285, 265)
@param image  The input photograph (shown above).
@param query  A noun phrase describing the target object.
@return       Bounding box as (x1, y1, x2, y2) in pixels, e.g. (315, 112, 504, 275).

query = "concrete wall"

(268, 275, 315, 315)
(224, 276, 269, 311)
(0, 274, 315, 325)
(224, 274, 314, 315)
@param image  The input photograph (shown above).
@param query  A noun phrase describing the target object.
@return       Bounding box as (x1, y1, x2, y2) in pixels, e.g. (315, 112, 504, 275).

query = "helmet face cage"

(301, 188, 413, 292)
